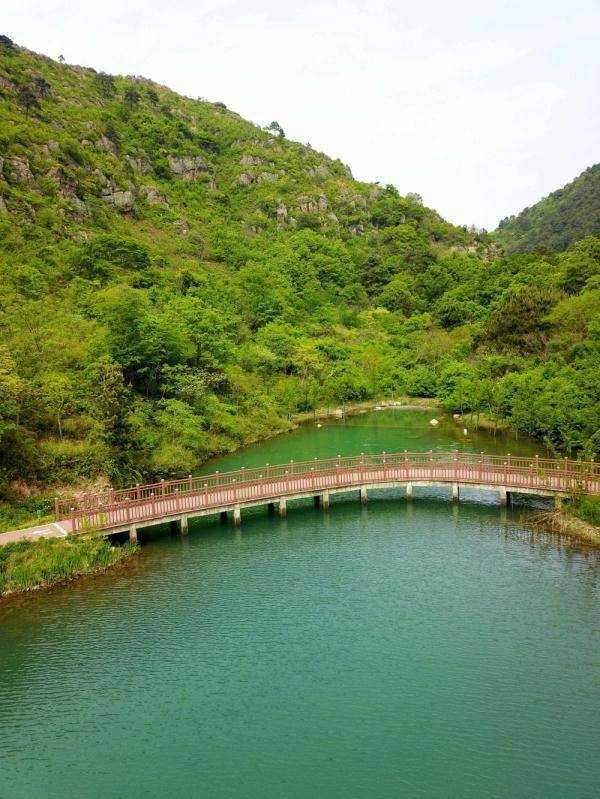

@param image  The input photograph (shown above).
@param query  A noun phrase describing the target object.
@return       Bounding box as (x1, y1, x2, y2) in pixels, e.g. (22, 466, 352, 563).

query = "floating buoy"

(453, 413, 461, 420)
(430, 418, 439, 426)
(317, 423, 322, 428)
(463, 428, 468, 435)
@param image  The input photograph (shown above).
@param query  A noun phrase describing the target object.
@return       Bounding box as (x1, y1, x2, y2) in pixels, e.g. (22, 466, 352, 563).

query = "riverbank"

(0, 535, 138, 597)
(528, 506, 600, 548)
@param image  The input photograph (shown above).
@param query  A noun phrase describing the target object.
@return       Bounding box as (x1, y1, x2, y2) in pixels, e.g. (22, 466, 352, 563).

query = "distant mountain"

(496, 164, 600, 253)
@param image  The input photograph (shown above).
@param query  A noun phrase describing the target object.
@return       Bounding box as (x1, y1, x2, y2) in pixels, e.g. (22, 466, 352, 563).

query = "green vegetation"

(0, 534, 136, 594)
(0, 40, 599, 505)
(496, 164, 600, 253)
(573, 495, 600, 527)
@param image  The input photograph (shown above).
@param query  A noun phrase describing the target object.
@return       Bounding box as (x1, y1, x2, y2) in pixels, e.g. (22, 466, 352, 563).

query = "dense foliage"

(1, 41, 599, 500)
(496, 164, 600, 253)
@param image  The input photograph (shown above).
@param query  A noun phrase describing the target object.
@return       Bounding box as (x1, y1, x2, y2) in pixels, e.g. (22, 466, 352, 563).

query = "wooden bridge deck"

(2, 452, 597, 546)
(51, 451, 598, 539)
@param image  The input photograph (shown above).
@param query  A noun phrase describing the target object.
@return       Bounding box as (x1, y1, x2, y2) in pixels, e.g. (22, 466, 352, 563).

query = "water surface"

(1, 410, 598, 799)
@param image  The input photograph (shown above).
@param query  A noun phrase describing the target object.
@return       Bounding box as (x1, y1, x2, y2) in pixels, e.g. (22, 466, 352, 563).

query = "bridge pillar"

(129, 524, 138, 544)
(406, 482, 413, 501)
(279, 497, 287, 518)
(233, 504, 241, 525)
(452, 483, 459, 502)
(180, 515, 189, 535)
(498, 486, 507, 507)
(360, 486, 368, 505)
(322, 490, 330, 510)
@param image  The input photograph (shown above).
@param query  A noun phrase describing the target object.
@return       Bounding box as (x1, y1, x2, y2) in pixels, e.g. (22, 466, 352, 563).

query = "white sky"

(3, 0, 599, 229)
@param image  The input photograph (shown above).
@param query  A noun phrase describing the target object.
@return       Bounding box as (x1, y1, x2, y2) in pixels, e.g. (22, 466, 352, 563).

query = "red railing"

(56, 451, 599, 533)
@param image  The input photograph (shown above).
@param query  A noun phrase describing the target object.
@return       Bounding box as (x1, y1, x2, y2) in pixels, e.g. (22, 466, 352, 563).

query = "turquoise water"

(0, 410, 598, 798)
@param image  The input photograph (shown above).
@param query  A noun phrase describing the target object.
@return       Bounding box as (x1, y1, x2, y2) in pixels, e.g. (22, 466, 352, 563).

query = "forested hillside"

(1, 37, 599, 499)
(496, 164, 600, 253)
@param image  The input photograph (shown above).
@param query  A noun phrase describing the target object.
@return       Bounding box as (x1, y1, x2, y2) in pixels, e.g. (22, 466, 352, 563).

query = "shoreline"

(526, 508, 600, 548)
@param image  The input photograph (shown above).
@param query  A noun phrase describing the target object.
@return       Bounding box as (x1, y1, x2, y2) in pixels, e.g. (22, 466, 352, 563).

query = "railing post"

(136, 483, 141, 501)
(109, 487, 115, 506)
(311, 466, 315, 490)
(290, 460, 294, 476)
(189, 474, 193, 493)
(382, 451, 386, 481)
(232, 479, 237, 502)
(360, 452, 364, 480)
(504, 461, 507, 484)
(54, 496, 60, 520)
(175, 488, 179, 511)
(430, 450, 433, 481)
(151, 493, 155, 515)
(216, 471, 220, 488)
(266, 463, 270, 480)
(70, 506, 75, 534)
(204, 482, 208, 505)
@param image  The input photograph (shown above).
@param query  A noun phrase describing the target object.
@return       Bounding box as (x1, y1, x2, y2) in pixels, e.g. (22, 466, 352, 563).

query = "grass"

(0, 498, 55, 533)
(529, 500, 600, 548)
(0, 534, 138, 595)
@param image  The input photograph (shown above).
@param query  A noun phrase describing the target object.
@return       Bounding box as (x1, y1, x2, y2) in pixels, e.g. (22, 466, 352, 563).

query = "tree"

(0, 35, 14, 48)
(16, 85, 40, 118)
(123, 86, 140, 108)
(40, 373, 72, 440)
(265, 120, 285, 137)
(94, 71, 116, 98)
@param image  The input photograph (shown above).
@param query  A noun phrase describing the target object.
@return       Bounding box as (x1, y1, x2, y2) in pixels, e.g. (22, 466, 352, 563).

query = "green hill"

(496, 164, 600, 253)
(1, 36, 599, 504)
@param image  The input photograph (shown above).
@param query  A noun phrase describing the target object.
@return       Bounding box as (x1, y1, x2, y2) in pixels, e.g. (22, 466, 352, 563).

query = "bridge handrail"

(56, 451, 597, 521)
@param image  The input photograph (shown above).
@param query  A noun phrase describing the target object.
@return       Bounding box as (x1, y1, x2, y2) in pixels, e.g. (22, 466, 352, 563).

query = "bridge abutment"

(452, 483, 459, 502)
(129, 524, 138, 544)
(360, 486, 368, 505)
(233, 504, 241, 525)
(406, 482, 413, 501)
(499, 486, 507, 507)
(279, 497, 287, 518)
(180, 515, 189, 535)
(322, 490, 330, 510)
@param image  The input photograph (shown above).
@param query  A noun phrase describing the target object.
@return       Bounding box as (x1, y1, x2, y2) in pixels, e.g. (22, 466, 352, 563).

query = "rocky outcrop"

(6, 156, 34, 185)
(240, 154, 274, 168)
(97, 135, 118, 156)
(168, 155, 208, 181)
(125, 155, 152, 174)
(239, 172, 253, 186)
(256, 172, 277, 184)
(308, 164, 329, 178)
(111, 190, 135, 211)
(0, 196, 8, 214)
(209, 174, 217, 190)
(369, 185, 381, 201)
(139, 184, 168, 206)
(173, 218, 189, 235)
(296, 194, 328, 214)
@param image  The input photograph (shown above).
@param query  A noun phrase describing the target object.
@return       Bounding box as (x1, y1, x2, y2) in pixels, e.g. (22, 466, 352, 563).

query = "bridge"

(51, 451, 598, 543)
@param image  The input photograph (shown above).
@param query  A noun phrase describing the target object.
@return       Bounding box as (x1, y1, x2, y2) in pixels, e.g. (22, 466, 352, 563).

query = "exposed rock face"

(240, 154, 274, 168)
(173, 218, 190, 235)
(308, 164, 329, 178)
(168, 155, 208, 181)
(111, 190, 135, 211)
(97, 135, 118, 156)
(125, 155, 152, 174)
(0, 156, 4, 176)
(0, 196, 8, 214)
(297, 194, 328, 214)
(45, 165, 79, 202)
(0, 75, 16, 92)
(6, 156, 34, 185)
(209, 174, 217, 190)
(139, 184, 167, 205)
(239, 172, 253, 186)
(256, 172, 277, 184)
(369, 185, 382, 201)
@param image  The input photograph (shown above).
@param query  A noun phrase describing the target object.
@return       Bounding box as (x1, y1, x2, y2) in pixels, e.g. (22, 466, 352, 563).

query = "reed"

(0, 535, 137, 595)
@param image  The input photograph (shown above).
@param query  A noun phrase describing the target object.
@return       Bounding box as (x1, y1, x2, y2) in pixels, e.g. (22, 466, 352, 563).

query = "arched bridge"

(55, 451, 599, 541)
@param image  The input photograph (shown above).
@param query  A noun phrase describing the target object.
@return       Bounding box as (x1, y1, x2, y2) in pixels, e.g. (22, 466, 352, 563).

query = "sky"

(3, 0, 599, 229)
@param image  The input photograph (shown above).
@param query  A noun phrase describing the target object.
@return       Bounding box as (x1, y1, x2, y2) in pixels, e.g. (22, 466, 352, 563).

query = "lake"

(1, 408, 598, 798)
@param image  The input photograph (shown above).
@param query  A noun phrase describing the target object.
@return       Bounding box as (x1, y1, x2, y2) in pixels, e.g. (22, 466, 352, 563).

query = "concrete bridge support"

(279, 497, 287, 518)
(452, 483, 459, 502)
(322, 490, 330, 510)
(498, 486, 507, 507)
(180, 515, 189, 535)
(360, 486, 368, 505)
(406, 482, 413, 501)
(233, 504, 241, 526)
(129, 524, 138, 544)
